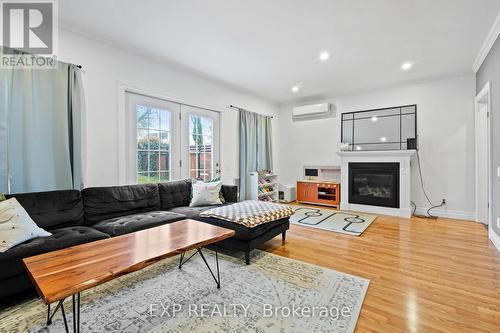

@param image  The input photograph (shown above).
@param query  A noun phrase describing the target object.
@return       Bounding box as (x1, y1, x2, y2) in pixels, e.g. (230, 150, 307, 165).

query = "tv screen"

(305, 168, 319, 177)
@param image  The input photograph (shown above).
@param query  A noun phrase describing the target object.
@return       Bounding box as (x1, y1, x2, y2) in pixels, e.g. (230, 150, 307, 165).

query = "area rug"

(290, 206, 377, 236)
(0, 250, 369, 333)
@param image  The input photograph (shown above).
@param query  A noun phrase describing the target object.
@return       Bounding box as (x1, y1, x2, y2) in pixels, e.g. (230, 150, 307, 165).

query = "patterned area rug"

(0, 250, 369, 333)
(290, 206, 377, 236)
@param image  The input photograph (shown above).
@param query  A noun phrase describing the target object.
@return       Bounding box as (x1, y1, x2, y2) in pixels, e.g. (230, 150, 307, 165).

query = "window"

(189, 114, 214, 181)
(136, 105, 171, 184)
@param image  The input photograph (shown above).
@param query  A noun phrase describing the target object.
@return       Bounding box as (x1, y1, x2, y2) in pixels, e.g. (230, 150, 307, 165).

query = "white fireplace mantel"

(336, 150, 416, 218)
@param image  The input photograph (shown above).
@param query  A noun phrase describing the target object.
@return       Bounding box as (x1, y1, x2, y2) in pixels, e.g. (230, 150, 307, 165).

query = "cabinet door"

(307, 183, 318, 202)
(297, 182, 308, 202)
(333, 184, 340, 205)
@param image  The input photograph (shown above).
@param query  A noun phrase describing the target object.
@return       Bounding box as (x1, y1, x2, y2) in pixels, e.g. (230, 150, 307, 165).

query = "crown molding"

(472, 11, 500, 73)
(58, 23, 279, 106)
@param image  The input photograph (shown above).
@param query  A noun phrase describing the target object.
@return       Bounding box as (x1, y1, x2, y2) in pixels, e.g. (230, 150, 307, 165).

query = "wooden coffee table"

(23, 219, 235, 333)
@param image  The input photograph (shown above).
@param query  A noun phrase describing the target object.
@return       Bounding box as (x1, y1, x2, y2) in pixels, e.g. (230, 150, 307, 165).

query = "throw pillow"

(190, 179, 223, 207)
(0, 193, 5, 202)
(0, 198, 52, 252)
(194, 177, 225, 203)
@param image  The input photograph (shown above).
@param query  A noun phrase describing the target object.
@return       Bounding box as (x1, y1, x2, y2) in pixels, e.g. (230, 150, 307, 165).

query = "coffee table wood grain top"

(23, 219, 235, 304)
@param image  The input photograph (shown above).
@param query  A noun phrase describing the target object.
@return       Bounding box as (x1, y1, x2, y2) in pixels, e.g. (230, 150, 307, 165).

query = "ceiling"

(59, 0, 500, 104)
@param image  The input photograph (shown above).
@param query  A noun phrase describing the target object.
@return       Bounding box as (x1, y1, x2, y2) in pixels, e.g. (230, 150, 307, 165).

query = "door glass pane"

(137, 130, 148, 149)
(149, 171, 159, 183)
(149, 151, 159, 171)
(136, 105, 171, 183)
(137, 151, 148, 172)
(138, 172, 149, 184)
(137, 106, 149, 129)
(189, 114, 214, 181)
(159, 171, 169, 182)
(148, 109, 159, 129)
(159, 152, 169, 170)
(159, 131, 169, 150)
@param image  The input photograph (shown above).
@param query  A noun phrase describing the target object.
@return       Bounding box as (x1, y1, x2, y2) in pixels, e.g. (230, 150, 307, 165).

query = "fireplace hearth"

(348, 162, 400, 208)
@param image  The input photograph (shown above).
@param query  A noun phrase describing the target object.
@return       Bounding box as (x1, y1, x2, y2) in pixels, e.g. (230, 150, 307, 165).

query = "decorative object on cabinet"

(297, 180, 340, 208)
(249, 172, 279, 202)
(303, 166, 341, 182)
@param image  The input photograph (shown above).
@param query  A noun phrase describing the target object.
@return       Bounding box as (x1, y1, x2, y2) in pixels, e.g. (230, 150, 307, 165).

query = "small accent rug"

(290, 206, 378, 236)
(0, 250, 369, 333)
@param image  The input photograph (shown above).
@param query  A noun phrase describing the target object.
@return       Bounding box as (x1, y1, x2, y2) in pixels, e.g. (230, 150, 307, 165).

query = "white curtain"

(239, 109, 273, 200)
(0, 59, 85, 193)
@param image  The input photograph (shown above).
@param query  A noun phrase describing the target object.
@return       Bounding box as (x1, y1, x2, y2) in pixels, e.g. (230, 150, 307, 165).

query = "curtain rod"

(228, 105, 274, 119)
(1, 46, 83, 69)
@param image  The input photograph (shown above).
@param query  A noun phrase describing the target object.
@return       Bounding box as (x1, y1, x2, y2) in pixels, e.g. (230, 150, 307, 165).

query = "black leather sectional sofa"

(0, 179, 289, 300)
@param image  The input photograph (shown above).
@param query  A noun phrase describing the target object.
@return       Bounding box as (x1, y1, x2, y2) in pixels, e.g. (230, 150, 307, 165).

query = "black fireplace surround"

(348, 162, 400, 208)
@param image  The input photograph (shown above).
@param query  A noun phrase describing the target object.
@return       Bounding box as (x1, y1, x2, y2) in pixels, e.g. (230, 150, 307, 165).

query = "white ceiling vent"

(292, 103, 334, 120)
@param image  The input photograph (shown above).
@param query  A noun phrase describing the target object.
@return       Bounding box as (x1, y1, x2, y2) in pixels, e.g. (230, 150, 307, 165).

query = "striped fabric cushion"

(199, 200, 294, 228)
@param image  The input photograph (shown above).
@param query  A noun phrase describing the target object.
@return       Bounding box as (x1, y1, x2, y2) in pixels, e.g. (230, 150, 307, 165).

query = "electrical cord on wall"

(413, 149, 446, 219)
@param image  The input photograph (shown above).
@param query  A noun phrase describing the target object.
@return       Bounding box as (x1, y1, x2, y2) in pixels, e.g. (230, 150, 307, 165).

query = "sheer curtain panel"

(0, 59, 85, 193)
(239, 109, 273, 200)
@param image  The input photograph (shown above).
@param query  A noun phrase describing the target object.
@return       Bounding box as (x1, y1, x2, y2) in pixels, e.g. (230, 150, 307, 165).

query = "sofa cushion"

(221, 185, 238, 203)
(82, 184, 160, 224)
(5, 190, 84, 230)
(168, 205, 222, 219)
(196, 216, 290, 241)
(90, 211, 186, 237)
(0, 226, 109, 280)
(158, 179, 192, 209)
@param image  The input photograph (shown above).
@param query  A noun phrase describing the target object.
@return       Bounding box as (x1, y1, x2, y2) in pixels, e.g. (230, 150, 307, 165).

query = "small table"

(23, 219, 235, 333)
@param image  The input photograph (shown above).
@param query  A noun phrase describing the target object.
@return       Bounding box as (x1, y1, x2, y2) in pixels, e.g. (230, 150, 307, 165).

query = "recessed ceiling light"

(380, 137, 387, 142)
(291, 85, 300, 93)
(401, 62, 413, 71)
(371, 116, 378, 122)
(319, 51, 330, 61)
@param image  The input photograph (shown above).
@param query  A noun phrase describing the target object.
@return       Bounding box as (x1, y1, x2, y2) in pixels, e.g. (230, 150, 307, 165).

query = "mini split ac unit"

(292, 103, 334, 120)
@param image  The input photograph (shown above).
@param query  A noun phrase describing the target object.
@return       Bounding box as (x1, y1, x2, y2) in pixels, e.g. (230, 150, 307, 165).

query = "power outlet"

(497, 217, 500, 229)
(497, 167, 500, 178)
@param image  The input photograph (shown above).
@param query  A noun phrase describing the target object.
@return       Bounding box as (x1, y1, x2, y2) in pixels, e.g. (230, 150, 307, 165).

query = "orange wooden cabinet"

(296, 181, 340, 208)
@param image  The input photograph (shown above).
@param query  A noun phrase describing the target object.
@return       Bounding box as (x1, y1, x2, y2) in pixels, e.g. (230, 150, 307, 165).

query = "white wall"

(277, 75, 476, 220)
(57, 29, 278, 187)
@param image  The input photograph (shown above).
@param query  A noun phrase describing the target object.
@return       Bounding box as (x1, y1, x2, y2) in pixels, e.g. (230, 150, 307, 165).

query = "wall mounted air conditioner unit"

(292, 103, 334, 120)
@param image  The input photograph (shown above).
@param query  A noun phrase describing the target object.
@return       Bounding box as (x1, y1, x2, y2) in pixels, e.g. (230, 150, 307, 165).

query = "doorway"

(475, 82, 491, 229)
(125, 92, 220, 184)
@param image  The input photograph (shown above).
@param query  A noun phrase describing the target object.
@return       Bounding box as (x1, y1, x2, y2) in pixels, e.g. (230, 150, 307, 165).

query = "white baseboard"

(413, 207, 475, 221)
(489, 229, 500, 252)
(341, 202, 412, 218)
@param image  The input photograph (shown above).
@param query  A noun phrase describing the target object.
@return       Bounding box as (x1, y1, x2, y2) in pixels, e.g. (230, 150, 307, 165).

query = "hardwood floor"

(259, 204, 500, 333)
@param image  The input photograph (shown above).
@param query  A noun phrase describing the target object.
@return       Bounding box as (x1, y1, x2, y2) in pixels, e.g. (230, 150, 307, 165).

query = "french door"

(180, 105, 220, 180)
(125, 92, 220, 184)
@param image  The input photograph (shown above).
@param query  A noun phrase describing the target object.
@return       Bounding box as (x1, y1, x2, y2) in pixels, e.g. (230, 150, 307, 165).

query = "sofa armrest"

(221, 185, 238, 203)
